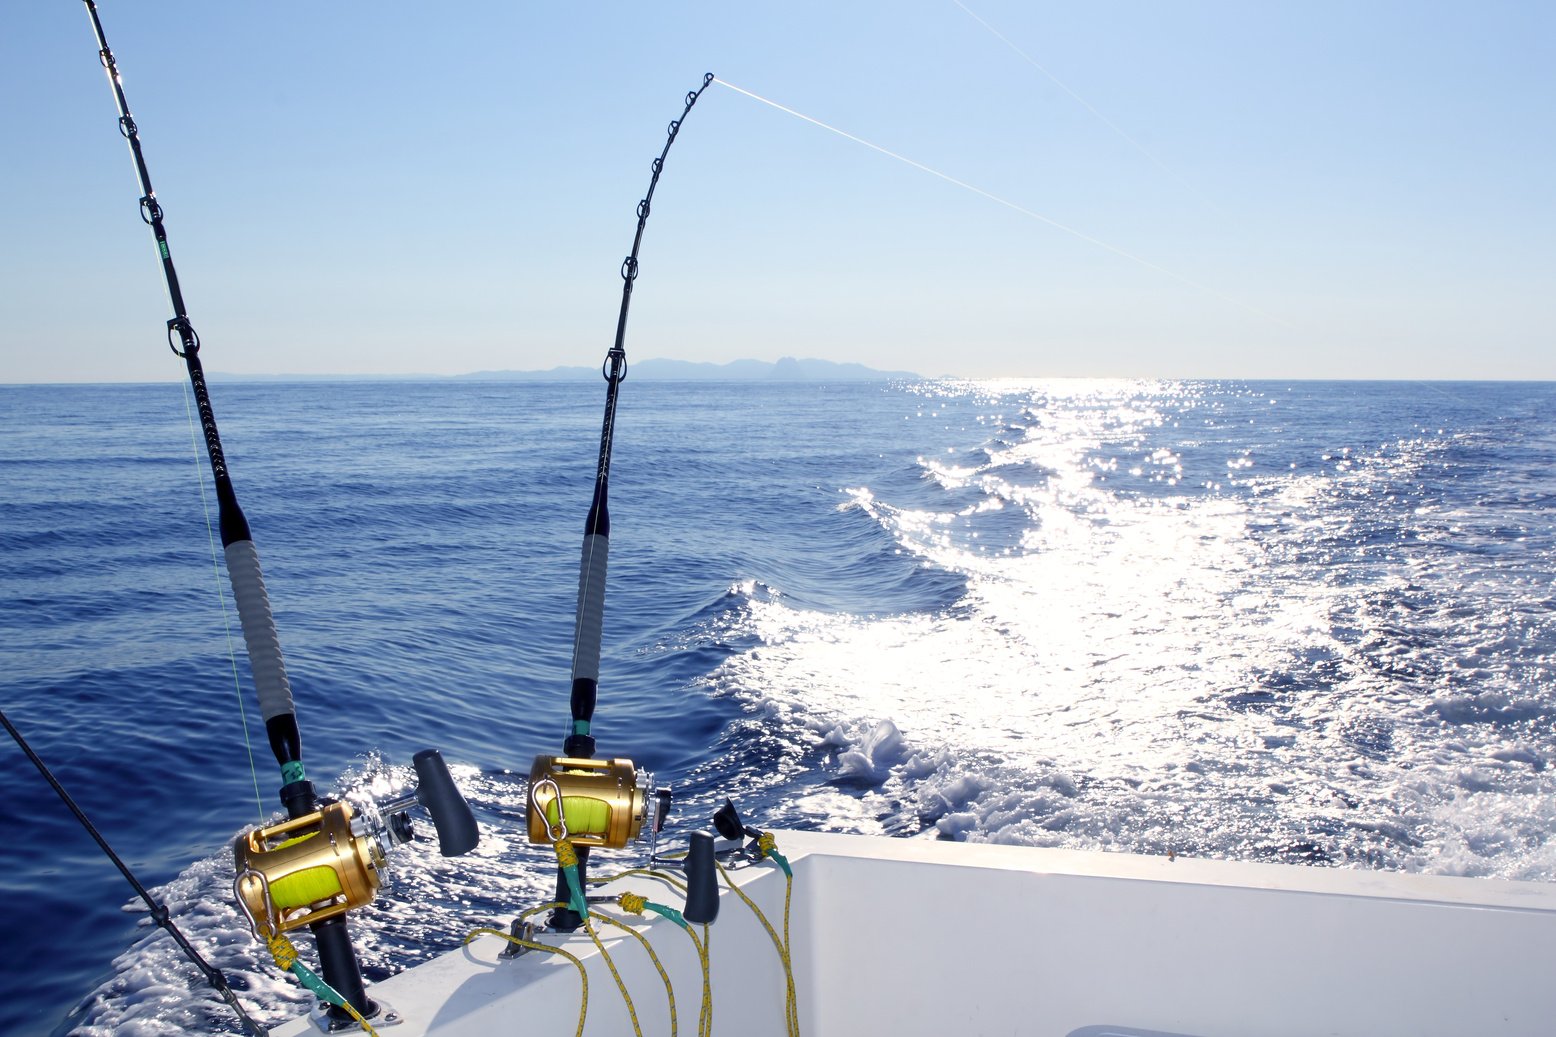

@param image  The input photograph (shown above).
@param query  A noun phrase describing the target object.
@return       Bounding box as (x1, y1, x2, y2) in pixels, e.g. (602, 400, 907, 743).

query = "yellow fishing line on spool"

(259, 831, 347, 908)
(233, 801, 383, 933)
(269, 865, 346, 909)
(526, 756, 650, 848)
(546, 796, 612, 836)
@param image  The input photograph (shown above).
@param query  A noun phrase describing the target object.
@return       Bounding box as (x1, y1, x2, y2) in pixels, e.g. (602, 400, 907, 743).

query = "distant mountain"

(458, 356, 921, 382)
(210, 357, 922, 383)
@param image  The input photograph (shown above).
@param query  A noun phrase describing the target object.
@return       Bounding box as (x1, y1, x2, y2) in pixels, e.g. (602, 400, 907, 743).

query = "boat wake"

(681, 380, 1556, 881)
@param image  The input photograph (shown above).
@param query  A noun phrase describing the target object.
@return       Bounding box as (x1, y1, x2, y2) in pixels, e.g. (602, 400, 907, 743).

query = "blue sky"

(3, 1, 1552, 382)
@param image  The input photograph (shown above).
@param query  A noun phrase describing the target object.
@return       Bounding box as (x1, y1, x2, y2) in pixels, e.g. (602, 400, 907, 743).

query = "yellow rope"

(591, 910, 678, 1037)
(267, 933, 297, 971)
(617, 894, 710, 1037)
(332, 995, 381, 1037)
(783, 872, 797, 1037)
(698, 923, 712, 1037)
(584, 916, 644, 1037)
(518, 900, 565, 923)
(716, 862, 800, 1037)
(464, 927, 588, 1037)
(590, 867, 689, 896)
(265, 933, 380, 1036)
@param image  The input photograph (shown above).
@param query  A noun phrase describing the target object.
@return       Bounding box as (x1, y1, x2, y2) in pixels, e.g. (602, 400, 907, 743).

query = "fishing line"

(714, 79, 1284, 325)
(180, 380, 268, 824)
(948, 0, 1223, 214)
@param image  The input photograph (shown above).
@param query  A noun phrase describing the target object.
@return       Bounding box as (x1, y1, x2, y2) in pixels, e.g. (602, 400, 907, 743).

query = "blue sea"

(2, 378, 1554, 1035)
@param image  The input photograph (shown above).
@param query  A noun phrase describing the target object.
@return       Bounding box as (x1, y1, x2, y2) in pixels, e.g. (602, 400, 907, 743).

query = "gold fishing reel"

(234, 749, 479, 936)
(526, 755, 665, 849)
(234, 799, 389, 936)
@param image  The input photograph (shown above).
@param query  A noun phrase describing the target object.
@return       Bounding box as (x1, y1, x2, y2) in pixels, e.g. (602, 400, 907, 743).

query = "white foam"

(700, 381, 1556, 880)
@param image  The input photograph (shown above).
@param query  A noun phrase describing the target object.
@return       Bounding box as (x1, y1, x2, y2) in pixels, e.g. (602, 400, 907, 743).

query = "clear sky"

(3, 1, 1552, 382)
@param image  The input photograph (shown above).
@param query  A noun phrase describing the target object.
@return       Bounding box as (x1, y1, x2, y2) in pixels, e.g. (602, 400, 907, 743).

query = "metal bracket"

(499, 918, 540, 959)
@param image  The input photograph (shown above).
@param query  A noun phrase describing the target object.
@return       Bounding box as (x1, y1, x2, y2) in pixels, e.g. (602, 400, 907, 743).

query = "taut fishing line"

(948, 0, 1224, 215)
(181, 380, 269, 824)
(713, 79, 1284, 326)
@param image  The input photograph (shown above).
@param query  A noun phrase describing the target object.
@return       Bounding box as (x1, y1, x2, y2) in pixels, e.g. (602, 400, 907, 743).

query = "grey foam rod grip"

(572, 534, 609, 682)
(224, 540, 295, 723)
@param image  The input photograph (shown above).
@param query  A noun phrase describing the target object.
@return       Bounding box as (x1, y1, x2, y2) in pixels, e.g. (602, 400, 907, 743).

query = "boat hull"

(274, 830, 1556, 1036)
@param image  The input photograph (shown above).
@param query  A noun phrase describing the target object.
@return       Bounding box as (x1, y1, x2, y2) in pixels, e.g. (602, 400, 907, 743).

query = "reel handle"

(413, 749, 479, 857)
(682, 831, 719, 925)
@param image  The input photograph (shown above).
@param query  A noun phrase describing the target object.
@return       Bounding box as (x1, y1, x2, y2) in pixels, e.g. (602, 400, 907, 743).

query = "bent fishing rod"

(543, 72, 717, 933)
(81, 0, 375, 1019)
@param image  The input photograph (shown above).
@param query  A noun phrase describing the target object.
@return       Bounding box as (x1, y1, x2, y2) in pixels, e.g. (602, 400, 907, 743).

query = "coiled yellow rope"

(482, 838, 797, 1037)
(550, 837, 649, 1037)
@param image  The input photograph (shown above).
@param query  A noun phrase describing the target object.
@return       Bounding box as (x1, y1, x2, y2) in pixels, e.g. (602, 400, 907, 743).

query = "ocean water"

(1, 377, 1553, 1035)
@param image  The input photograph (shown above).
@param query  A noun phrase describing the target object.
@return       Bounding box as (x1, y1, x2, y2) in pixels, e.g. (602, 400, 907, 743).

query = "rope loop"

(167, 316, 199, 358)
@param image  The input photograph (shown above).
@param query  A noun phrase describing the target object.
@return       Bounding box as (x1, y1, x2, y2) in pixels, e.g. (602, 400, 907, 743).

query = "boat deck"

(273, 830, 1556, 1036)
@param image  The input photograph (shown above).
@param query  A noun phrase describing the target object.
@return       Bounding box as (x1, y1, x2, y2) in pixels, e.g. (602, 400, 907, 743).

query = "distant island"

(211, 357, 921, 383)
(461, 357, 920, 382)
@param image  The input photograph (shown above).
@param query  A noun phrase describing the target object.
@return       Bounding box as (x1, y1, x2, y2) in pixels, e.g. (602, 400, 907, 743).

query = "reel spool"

(526, 755, 666, 849)
(235, 748, 479, 936)
(234, 799, 386, 935)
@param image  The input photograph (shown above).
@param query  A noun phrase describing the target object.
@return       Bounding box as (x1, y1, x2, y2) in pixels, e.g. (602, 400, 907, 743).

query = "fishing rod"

(566, 71, 718, 763)
(77, 0, 371, 1014)
(80, 3, 476, 1025)
(537, 72, 716, 934)
(1, 708, 268, 1036)
(80, 0, 306, 809)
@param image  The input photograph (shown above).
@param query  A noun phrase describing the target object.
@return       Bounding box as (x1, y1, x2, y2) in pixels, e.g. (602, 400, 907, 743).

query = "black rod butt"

(412, 749, 479, 857)
(683, 831, 719, 925)
(548, 844, 589, 933)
